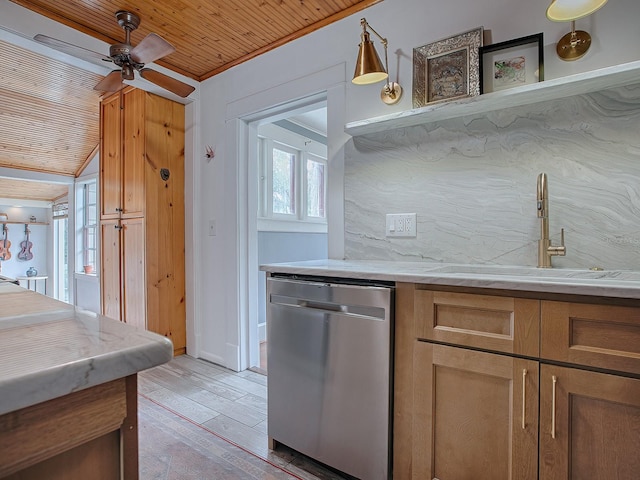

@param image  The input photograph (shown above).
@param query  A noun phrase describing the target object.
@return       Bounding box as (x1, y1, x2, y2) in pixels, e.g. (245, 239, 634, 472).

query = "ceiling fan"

(34, 10, 195, 98)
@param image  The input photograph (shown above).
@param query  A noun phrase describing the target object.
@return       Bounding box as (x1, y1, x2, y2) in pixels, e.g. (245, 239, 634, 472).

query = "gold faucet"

(537, 173, 566, 268)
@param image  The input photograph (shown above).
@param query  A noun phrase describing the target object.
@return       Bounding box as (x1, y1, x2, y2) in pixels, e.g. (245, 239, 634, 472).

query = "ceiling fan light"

(121, 63, 134, 80)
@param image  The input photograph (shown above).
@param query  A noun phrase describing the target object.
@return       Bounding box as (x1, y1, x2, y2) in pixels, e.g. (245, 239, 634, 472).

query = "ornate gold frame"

(412, 27, 483, 108)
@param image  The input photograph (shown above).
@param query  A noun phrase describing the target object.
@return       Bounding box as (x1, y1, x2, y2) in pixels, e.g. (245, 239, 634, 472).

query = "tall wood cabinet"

(395, 284, 640, 480)
(100, 87, 186, 355)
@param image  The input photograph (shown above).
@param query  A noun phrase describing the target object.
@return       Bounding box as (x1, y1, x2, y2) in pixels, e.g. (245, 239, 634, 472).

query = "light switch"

(386, 213, 417, 237)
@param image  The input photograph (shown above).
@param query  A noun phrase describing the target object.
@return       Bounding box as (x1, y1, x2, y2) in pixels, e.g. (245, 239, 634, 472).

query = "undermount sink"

(430, 264, 640, 282)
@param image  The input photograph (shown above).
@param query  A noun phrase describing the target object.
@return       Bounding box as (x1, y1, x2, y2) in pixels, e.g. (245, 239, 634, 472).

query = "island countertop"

(260, 259, 640, 300)
(0, 281, 173, 416)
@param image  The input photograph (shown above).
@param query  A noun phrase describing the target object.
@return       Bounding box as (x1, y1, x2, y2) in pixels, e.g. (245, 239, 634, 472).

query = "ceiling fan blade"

(130, 33, 175, 64)
(139, 68, 195, 98)
(94, 70, 124, 92)
(34, 34, 112, 63)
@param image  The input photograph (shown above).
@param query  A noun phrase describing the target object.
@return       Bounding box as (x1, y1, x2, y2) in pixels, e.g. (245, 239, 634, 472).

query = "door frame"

(225, 63, 347, 371)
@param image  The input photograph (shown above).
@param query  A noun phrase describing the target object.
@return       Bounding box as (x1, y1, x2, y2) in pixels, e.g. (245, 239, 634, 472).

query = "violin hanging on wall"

(0, 224, 11, 261)
(17, 224, 33, 261)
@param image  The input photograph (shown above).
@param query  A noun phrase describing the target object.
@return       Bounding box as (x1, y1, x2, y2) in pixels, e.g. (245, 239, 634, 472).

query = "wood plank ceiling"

(10, 0, 381, 80)
(2, 0, 380, 202)
(0, 38, 104, 202)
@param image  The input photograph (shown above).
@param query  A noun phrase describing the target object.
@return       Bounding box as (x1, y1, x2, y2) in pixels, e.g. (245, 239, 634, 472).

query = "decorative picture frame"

(480, 33, 544, 94)
(412, 27, 483, 108)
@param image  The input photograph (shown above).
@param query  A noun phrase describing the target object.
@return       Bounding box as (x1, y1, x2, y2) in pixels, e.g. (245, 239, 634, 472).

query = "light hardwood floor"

(138, 354, 351, 480)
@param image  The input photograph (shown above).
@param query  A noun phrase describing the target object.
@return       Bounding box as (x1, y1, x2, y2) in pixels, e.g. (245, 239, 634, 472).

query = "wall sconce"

(546, 0, 608, 61)
(352, 18, 403, 105)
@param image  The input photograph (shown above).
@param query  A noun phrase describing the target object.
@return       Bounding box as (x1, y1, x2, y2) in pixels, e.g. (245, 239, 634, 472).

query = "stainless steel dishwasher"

(267, 275, 394, 480)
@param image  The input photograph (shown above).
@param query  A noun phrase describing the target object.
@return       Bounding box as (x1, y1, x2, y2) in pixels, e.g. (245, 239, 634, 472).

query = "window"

(258, 123, 327, 230)
(272, 144, 297, 216)
(76, 178, 98, 274)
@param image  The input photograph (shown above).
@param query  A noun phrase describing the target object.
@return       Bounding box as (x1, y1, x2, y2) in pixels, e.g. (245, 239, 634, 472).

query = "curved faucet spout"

(537, 172, 547, 218)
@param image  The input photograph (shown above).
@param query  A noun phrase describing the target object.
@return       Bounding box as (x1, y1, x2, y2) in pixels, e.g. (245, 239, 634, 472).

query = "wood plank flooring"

(138, 354, 350, 480)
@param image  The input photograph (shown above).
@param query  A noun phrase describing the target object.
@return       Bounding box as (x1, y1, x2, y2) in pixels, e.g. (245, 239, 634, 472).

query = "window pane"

(307, 158, 325, 218)
(272, 148, 296, 215)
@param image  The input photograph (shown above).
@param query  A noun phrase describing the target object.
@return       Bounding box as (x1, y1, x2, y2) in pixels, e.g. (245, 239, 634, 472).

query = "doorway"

(252, 102, 329, 373)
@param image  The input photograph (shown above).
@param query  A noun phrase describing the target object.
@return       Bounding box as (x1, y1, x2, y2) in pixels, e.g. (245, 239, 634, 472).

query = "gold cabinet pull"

(551, 375, 557, 439)
(522, 369, 527, 429)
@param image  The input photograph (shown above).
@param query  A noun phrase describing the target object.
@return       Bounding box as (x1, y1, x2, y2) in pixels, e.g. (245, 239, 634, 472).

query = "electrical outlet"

(386, 213, 417, 237)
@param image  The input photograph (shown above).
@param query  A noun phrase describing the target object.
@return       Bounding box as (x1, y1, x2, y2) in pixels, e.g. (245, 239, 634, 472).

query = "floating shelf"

(344, 60, 640, 137)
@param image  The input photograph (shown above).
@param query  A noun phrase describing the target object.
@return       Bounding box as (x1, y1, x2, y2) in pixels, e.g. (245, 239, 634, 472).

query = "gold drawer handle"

(522, 369, 527, 430)
(551, 375, 557, 439)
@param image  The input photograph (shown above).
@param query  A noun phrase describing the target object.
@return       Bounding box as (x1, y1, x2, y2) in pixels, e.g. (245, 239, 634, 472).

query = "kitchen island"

(262, 259, 640, 480)
(0, 281, 173, 480)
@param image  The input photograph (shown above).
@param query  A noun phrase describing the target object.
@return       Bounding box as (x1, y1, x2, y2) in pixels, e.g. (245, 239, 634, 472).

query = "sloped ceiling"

(0, 38, 103, 202)
(0, 39, 103, 177)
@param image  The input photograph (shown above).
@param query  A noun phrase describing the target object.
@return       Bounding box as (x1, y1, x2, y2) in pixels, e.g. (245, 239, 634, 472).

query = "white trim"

(225, 63, 346, 372)
(257, 218, 327, 233)
(184, 100, 200, 358)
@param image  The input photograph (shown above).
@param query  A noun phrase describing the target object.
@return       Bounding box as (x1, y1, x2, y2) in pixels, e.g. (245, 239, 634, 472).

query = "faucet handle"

(560, 228, 565, 247)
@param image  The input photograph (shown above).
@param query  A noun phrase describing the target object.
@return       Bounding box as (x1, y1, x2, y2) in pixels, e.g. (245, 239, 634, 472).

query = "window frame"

(257, 123, 327, 233)
(75, 176, 98, 275)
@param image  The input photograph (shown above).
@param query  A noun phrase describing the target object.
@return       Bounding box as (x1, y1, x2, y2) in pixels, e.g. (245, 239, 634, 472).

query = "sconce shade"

(546, 0, 607, 21)
(352, 31, 388, 85)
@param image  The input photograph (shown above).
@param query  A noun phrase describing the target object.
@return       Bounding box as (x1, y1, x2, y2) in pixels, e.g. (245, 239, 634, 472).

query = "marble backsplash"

(344, 82, 640, 271)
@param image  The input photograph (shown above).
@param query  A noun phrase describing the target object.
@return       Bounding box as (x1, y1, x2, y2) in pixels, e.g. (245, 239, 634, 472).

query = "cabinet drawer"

(541, 301, 640, 375)
(415, 289, 539, 356)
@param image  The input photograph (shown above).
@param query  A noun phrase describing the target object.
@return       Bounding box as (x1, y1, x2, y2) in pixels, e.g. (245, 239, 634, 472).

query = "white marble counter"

(0, 282, 173, 416)
(261, 259, 640, 300)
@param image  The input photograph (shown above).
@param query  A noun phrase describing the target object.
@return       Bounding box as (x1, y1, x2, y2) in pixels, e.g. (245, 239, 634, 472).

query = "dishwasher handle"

(299, 300, 346, 313)
(271, 294, 346, 312)
(270, 293, 387, 320)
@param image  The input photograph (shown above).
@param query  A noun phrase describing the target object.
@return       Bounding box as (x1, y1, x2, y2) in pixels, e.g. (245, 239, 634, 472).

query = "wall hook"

(205, 145, 215, 162)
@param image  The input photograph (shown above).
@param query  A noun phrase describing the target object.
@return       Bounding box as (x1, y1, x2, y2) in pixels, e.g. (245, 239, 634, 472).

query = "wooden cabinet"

(100, 219, 121, 322)
(397, 286, 640, 480)
(539, 365, 640, 479)
(100, 93, 122, 220)
(99, 87, 186, 355)
(412, 341, 538, 480)
(1, 376, 137, 480)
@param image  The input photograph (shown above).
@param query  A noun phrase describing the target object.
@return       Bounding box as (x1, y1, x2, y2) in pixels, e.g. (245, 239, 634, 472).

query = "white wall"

(0, 205, 50, 293)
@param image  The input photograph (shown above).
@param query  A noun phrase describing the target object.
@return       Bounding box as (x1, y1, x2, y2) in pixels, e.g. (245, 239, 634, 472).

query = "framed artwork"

(412, 27, 483, 108)
(480, 33, 544, 94)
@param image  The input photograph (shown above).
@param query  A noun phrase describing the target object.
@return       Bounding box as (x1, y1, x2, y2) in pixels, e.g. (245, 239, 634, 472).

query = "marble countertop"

(261, 259, 640, 300)
(0, 282, 173, 416)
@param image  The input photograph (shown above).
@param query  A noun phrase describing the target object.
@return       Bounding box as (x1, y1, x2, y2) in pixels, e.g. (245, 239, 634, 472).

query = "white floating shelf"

(344, 60, 640, 137)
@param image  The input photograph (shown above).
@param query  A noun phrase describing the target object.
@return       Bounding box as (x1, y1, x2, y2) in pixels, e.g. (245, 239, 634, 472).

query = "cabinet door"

(121, 88, 145, 218)
(100, 219, 121, 321)
(121, 217, 145, 329)
(100, 92, 122, 219)
(413, 342, 538, 480)
(415, 289, 540, 356)
(539, 364, 640, 479)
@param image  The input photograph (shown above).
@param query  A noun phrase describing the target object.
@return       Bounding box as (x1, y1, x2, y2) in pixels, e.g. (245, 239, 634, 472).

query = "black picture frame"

(480, 33, 544, 94)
